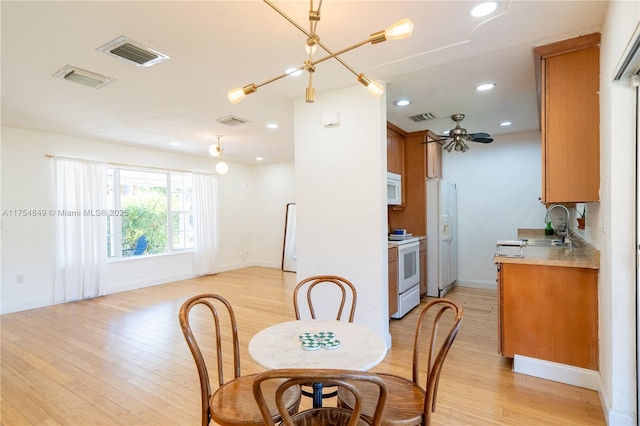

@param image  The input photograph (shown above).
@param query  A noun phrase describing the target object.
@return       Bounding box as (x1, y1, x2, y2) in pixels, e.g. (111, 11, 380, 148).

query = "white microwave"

(387, 172, 401, 205)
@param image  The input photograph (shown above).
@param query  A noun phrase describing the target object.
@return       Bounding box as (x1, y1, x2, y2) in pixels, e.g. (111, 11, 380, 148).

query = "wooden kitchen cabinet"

(387, 124, 405, 176)
(497, 262, 598, 370)
(419, 238, 426, 296)
(535, 33, 600, 203)
(388, 246, 398, 317)
(388, 128, 440, 236)
(426, 134, 443, 179)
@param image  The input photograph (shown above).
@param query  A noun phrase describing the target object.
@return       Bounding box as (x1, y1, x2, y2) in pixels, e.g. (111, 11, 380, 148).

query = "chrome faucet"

(544, 204, 570, 238)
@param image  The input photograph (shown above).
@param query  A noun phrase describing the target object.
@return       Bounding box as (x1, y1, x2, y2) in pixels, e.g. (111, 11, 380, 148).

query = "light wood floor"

(1, 266, 605, 425)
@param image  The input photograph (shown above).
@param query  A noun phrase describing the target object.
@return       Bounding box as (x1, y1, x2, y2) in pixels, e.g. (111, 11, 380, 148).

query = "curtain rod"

(44, 154, 215, 175)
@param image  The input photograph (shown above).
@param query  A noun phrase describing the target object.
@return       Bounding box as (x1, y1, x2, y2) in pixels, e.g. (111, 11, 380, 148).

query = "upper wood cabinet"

(535, 33, 600, 203)
(387, 124, 405, 176)
(426, 133, 443, 179)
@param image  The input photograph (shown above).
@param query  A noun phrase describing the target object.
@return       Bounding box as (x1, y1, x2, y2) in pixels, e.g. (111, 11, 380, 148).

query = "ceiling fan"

(433, 114, 494, 152)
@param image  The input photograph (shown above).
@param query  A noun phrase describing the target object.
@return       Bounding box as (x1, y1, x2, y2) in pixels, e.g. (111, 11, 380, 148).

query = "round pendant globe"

(216, 161, 229, 175)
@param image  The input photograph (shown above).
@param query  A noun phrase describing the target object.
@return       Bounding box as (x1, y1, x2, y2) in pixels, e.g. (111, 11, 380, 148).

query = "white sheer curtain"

(192, 173, 218, 275)
(53, 158, 108, 302)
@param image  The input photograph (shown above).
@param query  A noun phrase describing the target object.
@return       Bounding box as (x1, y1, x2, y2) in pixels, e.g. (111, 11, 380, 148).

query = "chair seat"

(338, 373, 425, 426)
(290, 407, 372, 425)
(211, 374, 301, 426)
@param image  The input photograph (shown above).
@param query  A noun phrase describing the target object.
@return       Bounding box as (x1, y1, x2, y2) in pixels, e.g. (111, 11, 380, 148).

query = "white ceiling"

(1, 1, 608, 164)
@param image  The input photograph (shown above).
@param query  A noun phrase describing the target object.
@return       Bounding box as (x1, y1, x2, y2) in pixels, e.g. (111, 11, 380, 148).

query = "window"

(107, 167, 193, 258)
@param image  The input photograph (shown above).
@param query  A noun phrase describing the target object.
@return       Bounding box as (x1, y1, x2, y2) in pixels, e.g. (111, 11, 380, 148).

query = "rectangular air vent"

(215, 115, 250, 126)
(97, 36, 169, 67)
(53, 65, 114, 88)
(409, 112, 437, 122)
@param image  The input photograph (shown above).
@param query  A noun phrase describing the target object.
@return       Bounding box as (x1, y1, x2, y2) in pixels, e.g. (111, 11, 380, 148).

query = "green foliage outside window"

(121, 190, 168, 255)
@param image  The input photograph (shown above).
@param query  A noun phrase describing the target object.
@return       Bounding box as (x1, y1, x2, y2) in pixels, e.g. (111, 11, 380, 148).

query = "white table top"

(248, 319, 388, 371)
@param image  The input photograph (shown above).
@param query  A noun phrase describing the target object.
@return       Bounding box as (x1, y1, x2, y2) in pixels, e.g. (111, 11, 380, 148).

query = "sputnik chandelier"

(227, 0, 414, 104)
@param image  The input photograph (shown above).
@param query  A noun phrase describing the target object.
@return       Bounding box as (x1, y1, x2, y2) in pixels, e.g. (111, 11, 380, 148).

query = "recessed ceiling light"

(475, 83, 496, 91)
(256, 157, 264, 161)
(500, 121, 512, 127)
(266, 123, 278, 129)
(471, 2, 498, 17)
(394, 99, 411, 107)
(442, 130, 450, 136)
(285, 67, 303, 77)
(169, 142, 181, 146)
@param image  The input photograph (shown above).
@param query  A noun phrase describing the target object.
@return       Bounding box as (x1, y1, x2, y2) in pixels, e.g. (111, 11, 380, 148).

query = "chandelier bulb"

(216, 161, 229, 175)
(357, 74, 384, 98)
(227, 84, 257, 104)
(384, 18, 414, 40)
(209, 144, 221, 157)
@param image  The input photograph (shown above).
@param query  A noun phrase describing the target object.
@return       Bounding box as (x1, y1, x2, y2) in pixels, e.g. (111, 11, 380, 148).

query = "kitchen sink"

(520, 238, 571, 247)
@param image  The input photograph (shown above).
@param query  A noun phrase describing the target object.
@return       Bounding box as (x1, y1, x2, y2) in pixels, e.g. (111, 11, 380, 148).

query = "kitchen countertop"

(388, 235, 426, 248)
(494, 229, 600, 269)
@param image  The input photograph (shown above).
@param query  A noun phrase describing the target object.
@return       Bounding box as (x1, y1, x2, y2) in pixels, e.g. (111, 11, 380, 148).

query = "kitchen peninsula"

(494, 229, 600, 388)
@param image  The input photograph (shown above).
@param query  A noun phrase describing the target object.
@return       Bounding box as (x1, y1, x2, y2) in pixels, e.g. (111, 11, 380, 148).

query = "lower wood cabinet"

(388, 246, 398, 317)
(498, 262, 598, 370)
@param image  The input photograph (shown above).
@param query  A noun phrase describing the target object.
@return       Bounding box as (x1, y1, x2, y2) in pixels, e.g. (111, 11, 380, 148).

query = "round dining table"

(248, 319, 388, 408)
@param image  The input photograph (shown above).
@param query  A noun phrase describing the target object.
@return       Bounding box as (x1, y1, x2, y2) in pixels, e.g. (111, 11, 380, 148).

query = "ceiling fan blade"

(469, 132, 491, 139)
(422, 137, 450, 144)
(471, 137, 493, 143)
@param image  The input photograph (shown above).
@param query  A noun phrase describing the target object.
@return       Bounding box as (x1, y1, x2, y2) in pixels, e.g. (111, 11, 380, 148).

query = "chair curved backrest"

(412, 298, 464, 416)
(293, 275, 357, 322)
(254, 369, 387, 426)
(179, 294, 241, 425)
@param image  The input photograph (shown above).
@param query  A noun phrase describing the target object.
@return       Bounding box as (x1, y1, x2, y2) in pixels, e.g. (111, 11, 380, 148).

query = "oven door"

(397, 241, 420, 293)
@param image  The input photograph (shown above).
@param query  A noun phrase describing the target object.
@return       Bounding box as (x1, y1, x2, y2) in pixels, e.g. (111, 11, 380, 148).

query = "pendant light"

(209, 135, 228, 175)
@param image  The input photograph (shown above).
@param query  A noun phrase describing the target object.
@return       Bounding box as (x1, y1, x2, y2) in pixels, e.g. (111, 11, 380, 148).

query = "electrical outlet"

(16, 274, 24, 284)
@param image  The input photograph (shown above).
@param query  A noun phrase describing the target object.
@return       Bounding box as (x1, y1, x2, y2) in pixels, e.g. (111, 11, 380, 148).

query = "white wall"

(294, 85, 391, 347)
(250, 162, 296, 268)
(443, 130, 546, 289)
(597, 1, 639, 424)
(0, 126, 295, 313)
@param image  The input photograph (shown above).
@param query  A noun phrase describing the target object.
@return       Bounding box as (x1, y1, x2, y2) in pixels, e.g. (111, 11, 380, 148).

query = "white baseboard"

(513, 354, 600, 390)
(455, 279, 497, 291)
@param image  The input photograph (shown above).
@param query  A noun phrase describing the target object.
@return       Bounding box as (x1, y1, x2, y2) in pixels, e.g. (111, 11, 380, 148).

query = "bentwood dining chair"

(293, 275, 358, 404)
(338, 298, 464, 426)
(179, 294, 301, 426)
(254, 369, 388, 426)
(293, 275, 357, 323)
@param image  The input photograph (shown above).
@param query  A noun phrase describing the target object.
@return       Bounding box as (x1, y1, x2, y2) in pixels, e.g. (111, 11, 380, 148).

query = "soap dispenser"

(545, 221, 554, 235)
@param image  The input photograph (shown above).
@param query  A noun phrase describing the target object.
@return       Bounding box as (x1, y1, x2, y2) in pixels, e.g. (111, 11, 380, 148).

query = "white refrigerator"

(426, 179, 458, 297)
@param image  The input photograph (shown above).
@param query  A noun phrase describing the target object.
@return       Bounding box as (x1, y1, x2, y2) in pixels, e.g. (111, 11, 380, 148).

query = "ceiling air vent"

(409, 112, 437, 122)
(97, 36, 169, 67)
(53, 65, 114, 88)
(215, 115, 250, 126)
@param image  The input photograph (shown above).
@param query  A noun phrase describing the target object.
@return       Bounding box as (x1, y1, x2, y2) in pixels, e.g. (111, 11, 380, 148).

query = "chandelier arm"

(316, 41, 359, 77)
(310, 38, 370, 69)
(264, 0, 313, 38)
